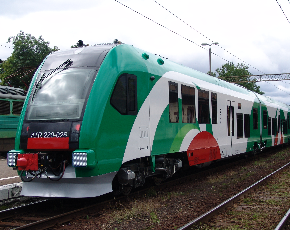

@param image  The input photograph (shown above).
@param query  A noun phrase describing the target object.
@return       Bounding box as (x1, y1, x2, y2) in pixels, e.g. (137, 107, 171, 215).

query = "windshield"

(26, 68, 96, 120)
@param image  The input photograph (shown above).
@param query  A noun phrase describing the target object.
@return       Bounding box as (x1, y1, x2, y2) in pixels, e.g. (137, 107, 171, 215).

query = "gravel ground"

(195, 164, 290, 229)
(53, 147, 290, 230)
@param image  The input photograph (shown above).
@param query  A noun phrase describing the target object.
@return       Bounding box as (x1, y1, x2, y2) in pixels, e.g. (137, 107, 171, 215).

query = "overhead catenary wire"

(3, 67, 37, 89)
(116, 0, 266, 75)
(114, 0, 232, 65)
(275, 0, 290, 24)
(115, 0, 290, 98)
(0, 43, 13, 49)
(153, 0, 264, 74)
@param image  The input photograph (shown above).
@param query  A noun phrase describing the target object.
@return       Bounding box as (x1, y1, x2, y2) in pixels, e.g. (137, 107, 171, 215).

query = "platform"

(0, 157, 22, 200)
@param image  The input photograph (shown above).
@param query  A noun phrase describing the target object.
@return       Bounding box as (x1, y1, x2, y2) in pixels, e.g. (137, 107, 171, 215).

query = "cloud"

(0, 0, 105, 18)
(1, 0, 290, 104)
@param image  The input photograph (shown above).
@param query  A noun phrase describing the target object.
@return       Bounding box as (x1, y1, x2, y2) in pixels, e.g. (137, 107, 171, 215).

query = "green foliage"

(215, 62, 264, 95)
(71, 40, 87, 48)
(113, 39, 122, 44)
(0, 31, 58, 89)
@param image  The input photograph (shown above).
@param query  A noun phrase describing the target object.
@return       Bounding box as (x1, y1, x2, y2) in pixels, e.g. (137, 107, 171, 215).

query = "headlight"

(72, 152, 87, 167)
(7, 151, 19, 167)
(72, 150, 96, 169)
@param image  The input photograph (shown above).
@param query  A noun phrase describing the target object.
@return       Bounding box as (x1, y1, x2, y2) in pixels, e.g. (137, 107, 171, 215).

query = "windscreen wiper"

(32, 59, 73, 101)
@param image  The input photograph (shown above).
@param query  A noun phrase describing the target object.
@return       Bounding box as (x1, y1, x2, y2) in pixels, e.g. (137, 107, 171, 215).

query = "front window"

(26, 68, 96, 120)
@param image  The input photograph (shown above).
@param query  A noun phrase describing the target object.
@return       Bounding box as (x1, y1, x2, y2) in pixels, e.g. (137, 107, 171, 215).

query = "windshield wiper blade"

(32, 59, 73, 100)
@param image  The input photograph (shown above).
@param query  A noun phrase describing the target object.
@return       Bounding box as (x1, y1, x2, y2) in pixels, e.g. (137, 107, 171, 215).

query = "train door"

(227, 100, 235, 156)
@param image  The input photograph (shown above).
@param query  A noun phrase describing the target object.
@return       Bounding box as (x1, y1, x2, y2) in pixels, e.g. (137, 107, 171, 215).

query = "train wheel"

(152, 176, 164, 185)
(253, 145, 260, 156)
(121, 185, 132, 195)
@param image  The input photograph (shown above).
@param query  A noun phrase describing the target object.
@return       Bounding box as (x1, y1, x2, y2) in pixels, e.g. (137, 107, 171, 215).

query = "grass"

(110, 198, 161, 224)
(150, 212, 160, 224)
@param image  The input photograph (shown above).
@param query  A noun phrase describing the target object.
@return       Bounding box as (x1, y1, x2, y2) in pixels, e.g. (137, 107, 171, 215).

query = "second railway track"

(179, 160, 290, 229)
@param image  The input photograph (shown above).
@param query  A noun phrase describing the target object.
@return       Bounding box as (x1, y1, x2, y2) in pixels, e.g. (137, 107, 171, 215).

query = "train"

(6, 43, 290, 198)
(0, 86, 25, 154)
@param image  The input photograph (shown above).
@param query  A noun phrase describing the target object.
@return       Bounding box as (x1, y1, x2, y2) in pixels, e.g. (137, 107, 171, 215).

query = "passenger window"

(283, 120, 287, 134)
(0, 100, 10, 115)
(181, 85, 195, 123)
(263, 110, 267, 129)
(198, 90, 209, 124)
(211, 93, 217, 124)
(227, 106, 234, 136)
(169, 82, 179, 123)
(244, 114, 250, 138)
(272, 118, 277, 135)
(12, 101, 24, 115)
(110, 73, 137, 115)
(237, 113, 243, 138)
(268, 117, 271, 135)
(253, 108, 258, 130)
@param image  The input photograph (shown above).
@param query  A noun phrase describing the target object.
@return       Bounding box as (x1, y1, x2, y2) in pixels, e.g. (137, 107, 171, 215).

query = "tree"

(215, 62, 264, 95)
(113, 39, 122, 44)
(71, 40, 89, 48)
(0, 31, 58, 89)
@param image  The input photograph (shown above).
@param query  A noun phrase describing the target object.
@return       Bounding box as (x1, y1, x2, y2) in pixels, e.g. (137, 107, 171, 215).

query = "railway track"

(275, 208, 290, 230)
(0, 146, 289, 229)
(178, 161, 290, 229)
(0, 157, 244, 229)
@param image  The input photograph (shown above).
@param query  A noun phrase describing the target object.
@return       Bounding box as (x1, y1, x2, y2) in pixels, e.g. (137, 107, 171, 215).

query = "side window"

(272, 118, 277, 135)
(211, 93, 217, 124)
(244, 114, 250, 138)
(227, 106, 234, 136)
(237, 113, 243, 138)
(283, 119, 287, 134)
(110, 73, 137, 115)
(0, 100, 10, 115)
(268, 117, 271, 135)
(253, 108, 258, 130)
(198, 90, 209, 124)
(169, 82, 179, 123)
(12, 101, 24, 115)
(263, 110, 267, 129)
(181, 85, 195, 123)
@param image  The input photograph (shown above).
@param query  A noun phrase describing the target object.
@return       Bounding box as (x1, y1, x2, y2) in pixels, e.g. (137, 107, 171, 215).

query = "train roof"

(0, 85, 26, 100)
(118, 45, 290, 111)
(46, 44, 290, 111)
(42, 44, 116, 70)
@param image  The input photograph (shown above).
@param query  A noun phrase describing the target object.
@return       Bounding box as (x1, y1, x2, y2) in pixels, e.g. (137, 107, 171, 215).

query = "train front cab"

(6, 45, 122, 197)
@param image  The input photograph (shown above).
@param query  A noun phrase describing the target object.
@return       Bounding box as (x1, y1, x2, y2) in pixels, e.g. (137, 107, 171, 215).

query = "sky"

(1, 0, 290, 104)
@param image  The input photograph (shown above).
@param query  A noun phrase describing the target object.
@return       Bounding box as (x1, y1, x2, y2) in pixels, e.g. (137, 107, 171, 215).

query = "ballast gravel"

(55, 147, 290, 230)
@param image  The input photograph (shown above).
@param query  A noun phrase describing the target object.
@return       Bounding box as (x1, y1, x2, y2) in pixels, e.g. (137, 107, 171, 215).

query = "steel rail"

(275, 207, 290, 230)
(1, 148, 285, 229)
(13, 204, 96, 230)
(7, 156, 250, 229)
(0, 199, 47, 220)
(178, 161, 290, 230)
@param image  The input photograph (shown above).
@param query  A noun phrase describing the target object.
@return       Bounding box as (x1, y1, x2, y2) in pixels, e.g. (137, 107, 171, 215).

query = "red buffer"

(17, 153, 38, 171)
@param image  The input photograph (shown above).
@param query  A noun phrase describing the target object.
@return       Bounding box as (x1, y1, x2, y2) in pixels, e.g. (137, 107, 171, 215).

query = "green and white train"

(7, 44, 290, 198)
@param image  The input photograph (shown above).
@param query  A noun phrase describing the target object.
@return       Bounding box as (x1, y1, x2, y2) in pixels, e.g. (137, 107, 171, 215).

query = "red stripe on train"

(187, 131, 221, 166)
(27, 137, 69, 149)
